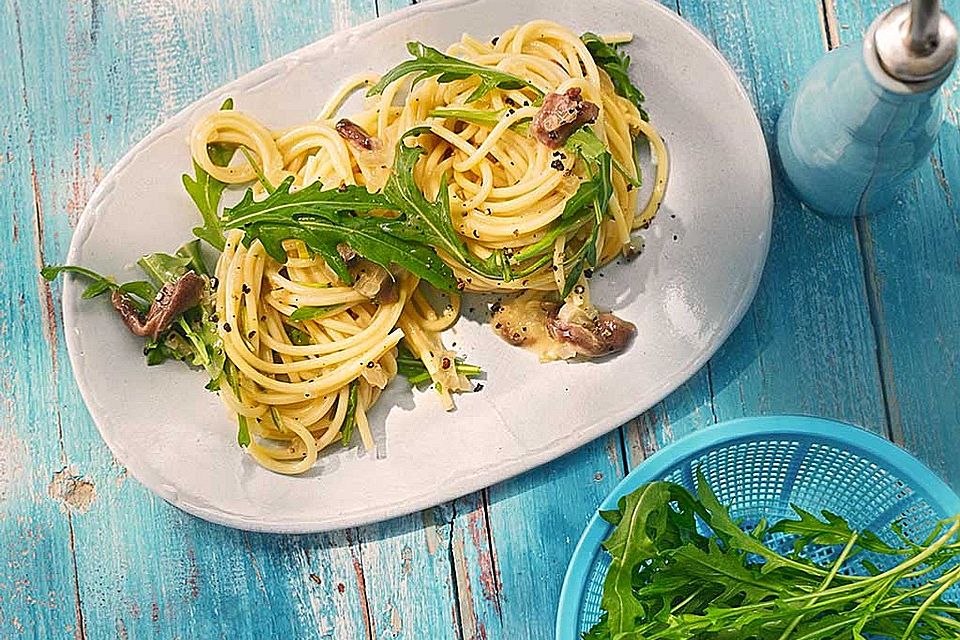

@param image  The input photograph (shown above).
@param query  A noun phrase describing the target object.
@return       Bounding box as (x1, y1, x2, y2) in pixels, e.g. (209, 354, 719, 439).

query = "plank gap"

(444, 502, 467, 640)
(705, 362, 720, 424)
(854, 216, 905, 445)
(819, 0, 841, 50)
(67, 514, 88, 640)
(478, 489, 504, 619)
(348, 529, 377, 640)
(616, 424, 631, 477)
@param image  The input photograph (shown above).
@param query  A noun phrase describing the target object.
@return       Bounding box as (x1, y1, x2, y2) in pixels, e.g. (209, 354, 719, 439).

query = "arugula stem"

(696, 521, 960, 630)
(239, 146, 276, 194)
(900, 563, 960, 639)
(177, 317, 210, 367)
(777, 532, 860, 640)
(791, 603, 953, 640)
(670, 586, 706, 614)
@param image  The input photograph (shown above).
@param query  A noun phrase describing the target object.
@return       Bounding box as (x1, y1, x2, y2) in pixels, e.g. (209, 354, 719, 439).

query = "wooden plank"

(18, 1, 393, 638)
(474, 2, 886, 636)
(465, 436, 624, 640)
(621, 0, 888, 466)
(829, 0, 960, 487)
(313, 3, 469, 639)
(0, 3, 86, 636)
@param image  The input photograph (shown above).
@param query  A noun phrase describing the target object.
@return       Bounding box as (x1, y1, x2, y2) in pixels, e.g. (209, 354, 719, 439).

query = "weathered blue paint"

(1, 1, 957, 640)
(831, 0, 960, 490)
(620, 0, 890, 461)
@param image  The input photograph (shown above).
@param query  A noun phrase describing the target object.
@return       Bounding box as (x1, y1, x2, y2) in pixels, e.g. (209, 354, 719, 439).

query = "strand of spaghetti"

(411, 289, 462, 332)
(635, 117, 669, 229)
(449, 107, 537, 173)
(249, 415, 319, 474)
(355, 387, 375, 450)
(223, 324, 403, 395)
(191, 111, 284, 184)
(317, 72, 379, 120)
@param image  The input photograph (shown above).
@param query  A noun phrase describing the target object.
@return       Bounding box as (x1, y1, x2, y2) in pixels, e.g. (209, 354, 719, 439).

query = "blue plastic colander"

(555, 415, 960, 639)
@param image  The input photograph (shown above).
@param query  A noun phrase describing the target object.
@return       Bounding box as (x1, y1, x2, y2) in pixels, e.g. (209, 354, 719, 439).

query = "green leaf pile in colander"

(585, 471, 960, 639)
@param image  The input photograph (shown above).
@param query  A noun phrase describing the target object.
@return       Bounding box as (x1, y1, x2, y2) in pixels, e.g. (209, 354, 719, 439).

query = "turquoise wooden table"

(2, 0, 958, 638)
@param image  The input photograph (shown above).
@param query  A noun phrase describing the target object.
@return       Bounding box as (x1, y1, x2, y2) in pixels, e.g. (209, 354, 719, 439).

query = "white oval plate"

(63, 0, 772, 532)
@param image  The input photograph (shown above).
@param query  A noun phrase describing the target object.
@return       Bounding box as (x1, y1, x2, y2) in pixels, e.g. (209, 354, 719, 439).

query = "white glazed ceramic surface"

(63, 0, 772, 532)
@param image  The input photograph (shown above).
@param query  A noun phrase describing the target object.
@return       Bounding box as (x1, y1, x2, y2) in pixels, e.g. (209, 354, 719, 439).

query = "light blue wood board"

(829, 0, 960, 489)
(663, 0, 889, 438)
(469, 2, 885, 639)
(0, 3, 85, 637)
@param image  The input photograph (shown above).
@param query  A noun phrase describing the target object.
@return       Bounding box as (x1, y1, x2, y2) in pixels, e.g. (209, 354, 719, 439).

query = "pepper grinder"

(777, 0, 957, 217)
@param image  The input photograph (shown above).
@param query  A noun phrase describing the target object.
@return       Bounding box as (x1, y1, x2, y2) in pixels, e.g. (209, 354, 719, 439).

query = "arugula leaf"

(144, 331, 195, 366)
(79, 278, 113, 299)
(770, 505, 903, 556)
(42, 264, 113, 288)
(222, 175, 458, 291)
(288, 305, 342, 322)
(566, 126, 607, 163)
(769, 506, 862, 556)
(696, 469, 827, 578)
(245, 217, 456, 294)
(598, 481, 690, 634)
(117, 281, 158, 303)
(223, 362, 250, 447)
(224, 176, 392, 229)
(382, 130, 497, 279)
(137, 252, 192, 286)
(42, 264, 156, 313)
(236, 414, 251, 447)
(239, 145, 275, 194)
(559, 151, 612, 297)
(667, 540, 782, 604)
(566, 126, 640, 187)
(138, 240, 210, 287)
(581, 33, 648, 120)
(176, 239, 210, 277)
(179, 300, 225, 383)
(340, 381, 359, 446)
(428, 107, 505, 127)
(184, 163, 228, 251)
(368, 42, 542, 103)
(284, 325, 313, 346)
(183, 98, 236, 251)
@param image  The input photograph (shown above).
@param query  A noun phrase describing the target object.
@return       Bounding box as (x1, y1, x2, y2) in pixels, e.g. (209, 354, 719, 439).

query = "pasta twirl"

(185, 20, 667, 474)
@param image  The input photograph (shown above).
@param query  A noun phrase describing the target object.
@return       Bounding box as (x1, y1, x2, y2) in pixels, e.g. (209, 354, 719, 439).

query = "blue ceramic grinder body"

(778, 1, 957, 217)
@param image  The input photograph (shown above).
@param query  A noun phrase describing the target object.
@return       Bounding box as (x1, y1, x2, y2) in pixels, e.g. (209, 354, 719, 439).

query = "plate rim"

(554, 415, 960, 639)
(62, 0, 774, 532)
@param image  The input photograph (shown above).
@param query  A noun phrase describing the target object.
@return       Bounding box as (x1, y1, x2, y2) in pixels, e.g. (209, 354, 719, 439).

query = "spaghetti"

(188, 20, 668, 473)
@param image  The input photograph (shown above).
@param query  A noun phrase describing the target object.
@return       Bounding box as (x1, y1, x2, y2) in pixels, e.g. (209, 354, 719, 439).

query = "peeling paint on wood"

(0, 431, 24, 506)
(47, 467, 96, 514)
